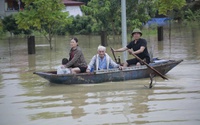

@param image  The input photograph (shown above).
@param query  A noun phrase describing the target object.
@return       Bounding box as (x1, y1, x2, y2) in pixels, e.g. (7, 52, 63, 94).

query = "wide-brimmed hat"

(131, 28, 142, 36)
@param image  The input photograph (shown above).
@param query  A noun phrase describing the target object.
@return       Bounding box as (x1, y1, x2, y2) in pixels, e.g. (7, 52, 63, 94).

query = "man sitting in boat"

(57, 58, 71, 74)
(113, 28, 150, 67)
(86, 45, 122, 72)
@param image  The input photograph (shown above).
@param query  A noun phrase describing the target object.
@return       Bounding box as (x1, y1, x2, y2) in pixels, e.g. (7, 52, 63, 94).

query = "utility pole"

(121, 0, 127, 62)
(18, 0, 21, 10)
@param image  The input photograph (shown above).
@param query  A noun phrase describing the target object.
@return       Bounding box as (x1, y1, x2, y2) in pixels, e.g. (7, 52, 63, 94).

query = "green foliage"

(82, 0, 157, 35)
(82, 0, 121, 33)
(187, 1, 200, 12)
(17, 0, 72, 30)
(2, 15, 31, 35)
(15, 0, 73, 49)
(128, 19, 143, 29)
(66, 15, 94, 35)
(2, 15, 17, 33)
(126, 0, 156, 31)
(56, 15, 94, 35)
(154, 0, 186, 16)
(175, 1, 200, 24)
(184, 9, 200, 21)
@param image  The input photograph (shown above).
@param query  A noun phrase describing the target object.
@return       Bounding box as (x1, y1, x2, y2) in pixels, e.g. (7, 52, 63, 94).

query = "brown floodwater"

(0, 26, 200, 125)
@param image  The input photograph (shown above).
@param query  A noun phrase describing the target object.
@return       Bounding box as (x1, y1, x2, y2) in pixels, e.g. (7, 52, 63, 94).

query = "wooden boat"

(33, 59, 183, 84)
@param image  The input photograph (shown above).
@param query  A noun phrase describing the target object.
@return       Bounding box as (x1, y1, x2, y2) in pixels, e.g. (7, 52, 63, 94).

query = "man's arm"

(128, 46, 145, 55)
(87, 55, 96, 71)
(113, 47, 128, 52)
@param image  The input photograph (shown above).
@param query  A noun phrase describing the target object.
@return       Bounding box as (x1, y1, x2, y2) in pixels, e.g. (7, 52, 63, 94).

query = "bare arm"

(128, 46, 145, 55)
(113, 47, 128, 52)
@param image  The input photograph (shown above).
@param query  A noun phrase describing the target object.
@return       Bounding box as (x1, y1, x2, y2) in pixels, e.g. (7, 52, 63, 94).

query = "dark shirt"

(126, 38, 150, 60)
(69, 50, 75, 61)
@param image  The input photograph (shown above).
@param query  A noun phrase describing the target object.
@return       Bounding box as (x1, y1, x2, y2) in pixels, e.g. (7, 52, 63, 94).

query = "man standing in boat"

(113, 28, 150, 67)
(86, 45, 122, 72)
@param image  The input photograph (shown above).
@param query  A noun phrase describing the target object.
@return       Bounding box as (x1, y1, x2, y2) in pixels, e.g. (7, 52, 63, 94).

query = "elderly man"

(86, 45, 122, 72)
(113, 28, 150, 67)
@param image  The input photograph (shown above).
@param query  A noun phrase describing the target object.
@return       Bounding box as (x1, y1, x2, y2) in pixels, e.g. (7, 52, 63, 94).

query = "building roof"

(62, 0, 84, 6)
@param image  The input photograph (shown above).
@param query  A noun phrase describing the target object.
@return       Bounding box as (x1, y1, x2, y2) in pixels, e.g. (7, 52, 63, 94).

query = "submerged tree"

(65, 15, 94, 35)
(154, 0, 186, 39)
(185, 9, 200, 21)
(126, 0, 156, 31)
(82, 0, 157, 45)
(82, 0, 121, 46)
(15, 0, 72, 50)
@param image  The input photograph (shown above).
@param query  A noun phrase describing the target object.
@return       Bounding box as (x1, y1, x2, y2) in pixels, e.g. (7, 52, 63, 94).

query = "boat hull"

(34, 59, 183, 84)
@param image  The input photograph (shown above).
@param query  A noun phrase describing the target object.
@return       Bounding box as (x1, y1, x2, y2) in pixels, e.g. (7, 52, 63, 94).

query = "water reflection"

(65, 92, 86, 119)
(131, 88, 153, 124)
(28, 55, 36, 71)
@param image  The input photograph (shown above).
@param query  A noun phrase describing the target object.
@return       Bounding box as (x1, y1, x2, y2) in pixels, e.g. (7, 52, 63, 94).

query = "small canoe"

(34, 59, 183, 84)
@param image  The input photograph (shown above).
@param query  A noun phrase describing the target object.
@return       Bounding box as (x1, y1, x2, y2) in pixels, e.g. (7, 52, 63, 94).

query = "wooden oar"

(131, 52, 168, 80)
(110, 47, 118, 63)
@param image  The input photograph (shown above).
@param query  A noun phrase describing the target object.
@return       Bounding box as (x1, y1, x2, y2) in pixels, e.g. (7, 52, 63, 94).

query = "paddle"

(130, 51, 168, 80)
(110, 47, 118, 63)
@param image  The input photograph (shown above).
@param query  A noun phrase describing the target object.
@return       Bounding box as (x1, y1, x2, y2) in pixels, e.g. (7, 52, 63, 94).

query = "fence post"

(100, 31, 108, 46)
(157, 26, 163, 41)
(28, 36, 35, 54)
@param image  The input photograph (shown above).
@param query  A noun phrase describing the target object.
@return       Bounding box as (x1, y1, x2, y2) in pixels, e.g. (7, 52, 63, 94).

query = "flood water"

(0, 26, 200, 125)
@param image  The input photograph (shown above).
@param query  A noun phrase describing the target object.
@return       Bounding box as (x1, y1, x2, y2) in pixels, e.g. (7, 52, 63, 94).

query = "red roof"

(62, 0, 84, 6)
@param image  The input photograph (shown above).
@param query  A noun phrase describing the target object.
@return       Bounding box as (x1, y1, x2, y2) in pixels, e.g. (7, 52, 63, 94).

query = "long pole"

(131, 52, 168, 80)
(110, 47, 117, 63)
(18, 0, 21, 10)
(121, 0, 127, 62)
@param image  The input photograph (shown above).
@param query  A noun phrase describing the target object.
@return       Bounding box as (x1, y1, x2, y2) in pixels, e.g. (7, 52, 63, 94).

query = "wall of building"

(64, 6, 83, 16)
(0, 0, 5, 18)
(0, 0, 21, 18)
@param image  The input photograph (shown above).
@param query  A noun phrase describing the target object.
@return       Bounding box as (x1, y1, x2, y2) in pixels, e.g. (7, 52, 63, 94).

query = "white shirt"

(57, 65, 71, 74)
